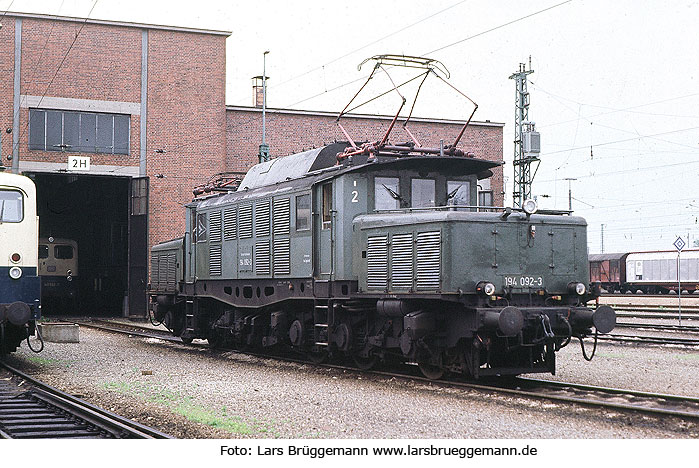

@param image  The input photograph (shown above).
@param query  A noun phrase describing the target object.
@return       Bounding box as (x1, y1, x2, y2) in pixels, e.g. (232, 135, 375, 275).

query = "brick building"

(0, 12, 503, 318)
(0, 12, 229, 317)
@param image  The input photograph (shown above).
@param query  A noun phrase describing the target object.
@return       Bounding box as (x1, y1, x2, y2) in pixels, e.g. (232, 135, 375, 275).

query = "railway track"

(0, 362, 173, 439)
(616, 322, 699, 333)
(71, 318, 699, 424)
(506, 378, 699, 421)
(594, 333, 699, 346)
(601, 293, 699, 298)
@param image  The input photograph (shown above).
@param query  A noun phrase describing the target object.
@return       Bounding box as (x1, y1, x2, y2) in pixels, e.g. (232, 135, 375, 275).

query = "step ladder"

(313, 301, 330, 347)
(184, 299, 196, 336)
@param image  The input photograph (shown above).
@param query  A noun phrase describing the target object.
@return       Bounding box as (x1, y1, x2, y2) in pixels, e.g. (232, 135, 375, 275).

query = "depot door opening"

(29, 173, 146, 317)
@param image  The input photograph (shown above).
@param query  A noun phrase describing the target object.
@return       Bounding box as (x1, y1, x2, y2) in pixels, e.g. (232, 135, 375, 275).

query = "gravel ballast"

(5, 324, 699, 439)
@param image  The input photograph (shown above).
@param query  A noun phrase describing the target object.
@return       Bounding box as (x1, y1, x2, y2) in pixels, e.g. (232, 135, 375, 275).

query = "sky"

(4, 0, 699, 254)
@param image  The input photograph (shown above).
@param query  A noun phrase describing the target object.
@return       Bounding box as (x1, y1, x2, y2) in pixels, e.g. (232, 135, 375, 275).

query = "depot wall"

(0, 14, 228, 250)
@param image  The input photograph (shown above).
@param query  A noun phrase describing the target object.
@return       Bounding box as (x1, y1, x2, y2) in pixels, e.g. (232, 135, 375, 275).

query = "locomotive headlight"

(10, 252, 21, 263)
(477, 281, 496, 296)
(568, 282, 586, 295)
(9, 266, 22, 280)
(522, 198, 538, 215)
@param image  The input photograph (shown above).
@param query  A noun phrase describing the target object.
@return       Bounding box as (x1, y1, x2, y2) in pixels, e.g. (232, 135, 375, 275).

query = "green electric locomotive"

(149, 141, 614, 379)
(149, 55, 614, 379)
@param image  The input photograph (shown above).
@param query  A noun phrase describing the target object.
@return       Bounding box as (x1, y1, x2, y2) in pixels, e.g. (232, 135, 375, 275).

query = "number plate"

(504, 275, 544, 288)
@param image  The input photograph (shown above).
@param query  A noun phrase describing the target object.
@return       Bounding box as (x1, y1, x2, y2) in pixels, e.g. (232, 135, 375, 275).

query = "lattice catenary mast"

(509, 59, 540, 208)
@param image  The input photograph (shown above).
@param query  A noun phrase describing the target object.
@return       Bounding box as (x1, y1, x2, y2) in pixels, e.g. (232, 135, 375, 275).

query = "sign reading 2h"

(68, 156, 91, 171)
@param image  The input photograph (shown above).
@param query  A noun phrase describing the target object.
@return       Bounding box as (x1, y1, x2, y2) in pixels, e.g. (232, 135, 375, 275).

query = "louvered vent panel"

(151, 255, 159, 288)
(238, 204, 253, 238)
(255, 200, 271, 237)
(416, 231, 441, 290)
(209, 245, 222, 276)
(366, 235, 388, 290)
(255, 241, 271, 275)
(209, 211, 222, 243)
(273, 198, 291, 235)
(167, 253, 177, 287)
(273, 238, 291, 275)
(223, 207, 237, 241)
(158, 254, 167, 286)
(391, 233, 414, 290)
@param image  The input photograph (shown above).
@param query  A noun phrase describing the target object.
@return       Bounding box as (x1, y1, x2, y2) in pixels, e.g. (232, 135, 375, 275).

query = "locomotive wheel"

(418, 362, 444, 380)
(353, 354, 378, 371)
(180, 337, 194, 344)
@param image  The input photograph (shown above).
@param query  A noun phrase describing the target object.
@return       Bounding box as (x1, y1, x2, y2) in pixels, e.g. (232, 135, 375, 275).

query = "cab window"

(374, 177, 400, 211)
(411, 179, 435, 208)
(54, 245, 74, 259)
(447, 180, 470, 207)
(0, 189, 23, 222)
(196, 213, 207, 242)
(39, 245, 49, 259)
(321, 184, 332, 229)
(296, 194, 311, 231)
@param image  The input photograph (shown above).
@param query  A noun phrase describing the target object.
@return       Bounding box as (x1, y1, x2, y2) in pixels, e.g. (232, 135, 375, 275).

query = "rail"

(0, 361, 173, 439)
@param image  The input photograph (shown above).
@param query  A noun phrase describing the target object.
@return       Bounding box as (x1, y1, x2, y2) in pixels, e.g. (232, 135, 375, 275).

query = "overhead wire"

(0, 0, 15, 23)
(235, 0, 471, 104)
(156, 0, 574, 160)
(275, 0, 575, 110)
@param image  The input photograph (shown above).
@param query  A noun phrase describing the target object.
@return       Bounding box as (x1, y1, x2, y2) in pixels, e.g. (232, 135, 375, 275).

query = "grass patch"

(102, 381, 138, 393)
(102, 381, 277, 436)
(174, 402, 259, 434)
(26, 356, 71, 367)
(677, 353, 699, 361)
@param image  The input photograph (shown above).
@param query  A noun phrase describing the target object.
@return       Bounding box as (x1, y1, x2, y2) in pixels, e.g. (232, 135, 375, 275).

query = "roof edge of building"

(4, 11, 231, 36)
(226, 105, 505, 128)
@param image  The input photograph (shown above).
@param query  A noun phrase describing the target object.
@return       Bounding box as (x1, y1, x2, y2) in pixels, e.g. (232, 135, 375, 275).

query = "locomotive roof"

(0, 171, 36, 196)
(237, 142, 501, 191)
(192, 144, 502, 209)
(237, 143, 350, 191)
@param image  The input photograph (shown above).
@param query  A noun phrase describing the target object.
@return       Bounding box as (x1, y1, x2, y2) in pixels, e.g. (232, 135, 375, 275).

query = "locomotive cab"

(38, 237, 78, 313)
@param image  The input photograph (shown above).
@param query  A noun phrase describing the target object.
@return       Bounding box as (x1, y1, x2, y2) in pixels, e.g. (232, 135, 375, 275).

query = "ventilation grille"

(273, 238, 291, 275)
(238, 204, 253, 238)
(255, 199, 271, 237)
(158, 255, 168, 285)
(255, 241, 271, 275)
(391, 233, 414, 290)
(273, 198, 291, 235)
(151, 255, 159, 286)
(166, 253, 177, 286)
(153, 253, 177, 289)
(366, 235, 388, 290)
(223, 207, 237, 241)
(209, 211, 222, 243)
(209, 245, 222, 276)
(416, 230, 441, 290)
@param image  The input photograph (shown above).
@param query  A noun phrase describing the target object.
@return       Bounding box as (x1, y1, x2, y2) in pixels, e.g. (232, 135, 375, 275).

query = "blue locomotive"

(0, 170, 41, 353)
